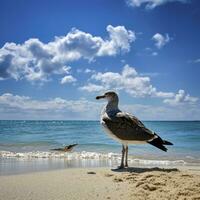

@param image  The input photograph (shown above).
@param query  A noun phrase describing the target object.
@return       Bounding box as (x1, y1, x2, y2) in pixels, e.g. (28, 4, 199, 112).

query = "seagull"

(96, 91, 173, 169)
(51, 144, 78, 152)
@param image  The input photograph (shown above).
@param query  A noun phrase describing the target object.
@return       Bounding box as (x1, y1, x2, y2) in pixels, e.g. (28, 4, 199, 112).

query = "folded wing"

(102, 112, 155, 141)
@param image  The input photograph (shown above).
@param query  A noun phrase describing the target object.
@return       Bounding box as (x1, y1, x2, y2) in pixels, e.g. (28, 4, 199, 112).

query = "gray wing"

(102, 112, 155, 141)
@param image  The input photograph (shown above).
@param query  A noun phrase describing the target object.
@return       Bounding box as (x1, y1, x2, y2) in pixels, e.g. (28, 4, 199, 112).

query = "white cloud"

(0, 93, 103, 120)
(152, 33, 171, 49)
(126, 0, 187, 9)
(85, 68, 92, 73)
(0, 92, 199, 120)
(80, 64, 174, 98)
(121, 103, 200, 120)
(79, 83, 105, 92)
(60, 75, 77, 84)
(156, 91, 174, 98)
(164, 89, 198, 106)
(0, 25, 135, 82)
(98, 25, 136, 56)
(0, 93, 90, 111)
(84, 68, 96, 74)
(80, 65, 198, 106)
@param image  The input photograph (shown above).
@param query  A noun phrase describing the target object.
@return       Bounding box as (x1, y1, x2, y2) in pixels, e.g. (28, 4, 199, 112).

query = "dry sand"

(0, 167, 200, 200)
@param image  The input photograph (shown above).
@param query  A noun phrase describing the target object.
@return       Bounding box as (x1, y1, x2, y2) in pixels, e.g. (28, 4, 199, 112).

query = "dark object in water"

(51, 144, 78, 152)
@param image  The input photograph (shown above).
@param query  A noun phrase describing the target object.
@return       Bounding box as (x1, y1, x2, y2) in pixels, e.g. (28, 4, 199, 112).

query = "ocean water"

(0, 120, 200, 175)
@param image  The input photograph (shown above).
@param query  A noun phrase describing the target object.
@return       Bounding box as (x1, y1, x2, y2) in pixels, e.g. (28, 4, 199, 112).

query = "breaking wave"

(0, 150, 188, 166)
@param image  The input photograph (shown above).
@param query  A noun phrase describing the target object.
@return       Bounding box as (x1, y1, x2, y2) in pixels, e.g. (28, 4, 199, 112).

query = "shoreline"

(1, 150, 200, 176)
(1, 167, 200, 200)
(1, 156, 200, 176)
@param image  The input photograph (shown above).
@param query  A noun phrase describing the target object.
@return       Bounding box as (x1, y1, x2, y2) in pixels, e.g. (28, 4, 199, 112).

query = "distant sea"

(0, 120, 200, 175)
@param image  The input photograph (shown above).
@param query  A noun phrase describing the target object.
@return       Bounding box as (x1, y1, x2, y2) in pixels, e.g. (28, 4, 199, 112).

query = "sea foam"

(0, 150, 187, 166)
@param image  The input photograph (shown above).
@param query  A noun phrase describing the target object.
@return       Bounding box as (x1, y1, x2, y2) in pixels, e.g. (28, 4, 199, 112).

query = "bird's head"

(96, 91, 119, 103)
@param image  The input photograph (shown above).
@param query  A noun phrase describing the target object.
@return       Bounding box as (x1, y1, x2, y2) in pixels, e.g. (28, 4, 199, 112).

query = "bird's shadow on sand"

(111, 167, 179, 174)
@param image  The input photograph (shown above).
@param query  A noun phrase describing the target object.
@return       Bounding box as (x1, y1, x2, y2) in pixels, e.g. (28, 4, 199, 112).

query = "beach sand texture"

(0, 167, 200, 200)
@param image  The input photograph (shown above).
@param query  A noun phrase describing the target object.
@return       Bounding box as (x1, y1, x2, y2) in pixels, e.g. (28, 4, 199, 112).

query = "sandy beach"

(0, 167, 200, 200)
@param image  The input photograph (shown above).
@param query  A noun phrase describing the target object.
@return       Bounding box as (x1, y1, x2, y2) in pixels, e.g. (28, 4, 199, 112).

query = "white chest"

(100, 109, 123, 143)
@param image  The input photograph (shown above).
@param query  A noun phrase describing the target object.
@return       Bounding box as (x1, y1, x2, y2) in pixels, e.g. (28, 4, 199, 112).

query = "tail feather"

(147, 139, 167, 152)
(147, 134, 173, 152)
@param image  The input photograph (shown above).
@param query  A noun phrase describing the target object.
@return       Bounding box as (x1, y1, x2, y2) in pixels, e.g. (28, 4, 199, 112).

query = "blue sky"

(0, 0, 200, 120)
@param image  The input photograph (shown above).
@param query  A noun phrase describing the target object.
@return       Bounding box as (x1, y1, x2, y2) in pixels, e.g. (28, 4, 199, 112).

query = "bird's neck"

(106, 100, 119, 112)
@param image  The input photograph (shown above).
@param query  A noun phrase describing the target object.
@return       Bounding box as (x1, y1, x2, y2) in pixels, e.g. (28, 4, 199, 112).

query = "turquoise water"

(0, 120, 200, 159)
(0, 120, 200, 174)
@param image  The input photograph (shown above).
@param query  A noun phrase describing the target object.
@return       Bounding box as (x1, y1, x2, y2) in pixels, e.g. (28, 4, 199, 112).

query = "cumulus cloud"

(98, 25, 136, 56)
(152, 33, 171, 49)
(0, 39, 72, 82)
(60, 75, 77, 84)
(163, 89, 198, 106)
(80, 64, 174, 98)
(126, 0, 187, 9)
(0, 25, 135, 82)
(79, 65, 198, 106)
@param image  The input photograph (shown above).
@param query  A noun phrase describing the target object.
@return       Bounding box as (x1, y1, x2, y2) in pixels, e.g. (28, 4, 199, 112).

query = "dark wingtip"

(163, 147, 168, 152)
(163, 140, 173, 145)
(147, 136, 169, 152)
(159, 145, 168, 152)
(147, 141, 168, 152)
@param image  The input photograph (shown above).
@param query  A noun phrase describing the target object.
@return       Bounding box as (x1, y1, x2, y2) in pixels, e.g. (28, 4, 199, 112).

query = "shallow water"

(0, 120, 200, 174)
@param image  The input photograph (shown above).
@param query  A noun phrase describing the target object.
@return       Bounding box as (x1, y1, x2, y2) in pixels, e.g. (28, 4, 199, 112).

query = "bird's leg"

(125, 145, 128, 168)
(118, 145, 125, 169)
